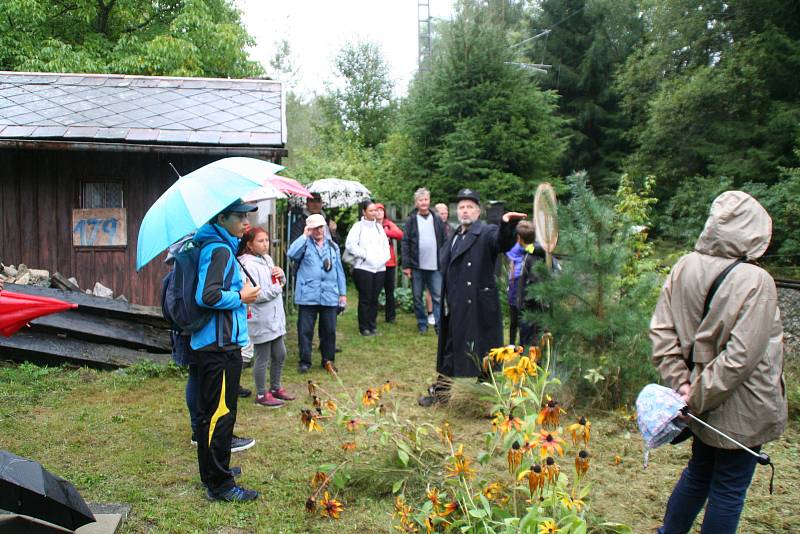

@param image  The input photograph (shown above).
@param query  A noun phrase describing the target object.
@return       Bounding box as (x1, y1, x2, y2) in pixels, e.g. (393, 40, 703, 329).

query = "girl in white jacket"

(238, 227, 296, 407)
(345, 201, 390, 336)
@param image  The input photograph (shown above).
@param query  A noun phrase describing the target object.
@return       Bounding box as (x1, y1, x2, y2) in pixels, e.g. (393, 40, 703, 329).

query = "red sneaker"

(272, 387, 296, 401)
(254, 392, 283, 408)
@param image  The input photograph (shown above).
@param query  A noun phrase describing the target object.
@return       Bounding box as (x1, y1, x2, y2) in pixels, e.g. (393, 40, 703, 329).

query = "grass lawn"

(0, 296, 797, 533)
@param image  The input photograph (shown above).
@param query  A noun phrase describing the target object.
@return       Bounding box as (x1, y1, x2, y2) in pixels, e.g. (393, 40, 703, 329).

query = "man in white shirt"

(400, 188, 448, 334)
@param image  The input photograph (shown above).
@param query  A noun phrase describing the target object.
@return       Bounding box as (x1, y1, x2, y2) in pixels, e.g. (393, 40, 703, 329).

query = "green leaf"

(397, 449, 409, 467)
(391, 479, 404, 494)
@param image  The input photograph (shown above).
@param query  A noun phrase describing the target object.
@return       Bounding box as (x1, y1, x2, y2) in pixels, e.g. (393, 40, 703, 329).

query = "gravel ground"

(779, 287, 799, 362)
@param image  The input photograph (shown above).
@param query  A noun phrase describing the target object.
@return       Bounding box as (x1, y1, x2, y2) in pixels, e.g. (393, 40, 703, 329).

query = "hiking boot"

(231, 435, 255, 453)
(417, 395, 437, 407)
(272, 387, 296, 401)
(417, 394, 448, 407)
(254, 392, 284, 408)
(238, 385, 252, 398)
(298, 364, 311, 374)
(206, 485, 259, 502)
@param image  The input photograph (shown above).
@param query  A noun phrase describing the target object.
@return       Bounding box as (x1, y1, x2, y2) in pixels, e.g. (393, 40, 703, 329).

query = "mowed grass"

(0, 294, 797, 533)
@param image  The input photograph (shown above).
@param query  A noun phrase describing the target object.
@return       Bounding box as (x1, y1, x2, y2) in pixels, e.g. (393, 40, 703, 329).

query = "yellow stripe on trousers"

(208, 372, 230, 447)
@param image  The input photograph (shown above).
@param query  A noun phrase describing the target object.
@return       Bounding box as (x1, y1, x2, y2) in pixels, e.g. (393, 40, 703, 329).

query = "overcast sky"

(236, 0, 455, 98)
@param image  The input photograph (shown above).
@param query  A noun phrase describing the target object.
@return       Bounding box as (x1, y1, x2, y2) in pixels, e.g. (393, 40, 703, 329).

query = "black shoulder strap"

(688, 257, 747, 370)
(211, 224, 256, 285)
(702, 258, 747, 318)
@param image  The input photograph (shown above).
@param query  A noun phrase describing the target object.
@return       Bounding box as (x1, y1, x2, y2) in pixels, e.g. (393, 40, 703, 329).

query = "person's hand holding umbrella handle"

(239, 278, 261, 304)
(677, 382, 691, 421)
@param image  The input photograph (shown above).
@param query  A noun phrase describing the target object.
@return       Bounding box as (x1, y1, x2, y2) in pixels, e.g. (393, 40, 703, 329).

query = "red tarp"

(0, 291, 78, 337)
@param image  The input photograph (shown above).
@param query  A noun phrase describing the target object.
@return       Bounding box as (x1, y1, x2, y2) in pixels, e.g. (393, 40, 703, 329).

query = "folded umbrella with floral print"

(636, 384, 773, 489)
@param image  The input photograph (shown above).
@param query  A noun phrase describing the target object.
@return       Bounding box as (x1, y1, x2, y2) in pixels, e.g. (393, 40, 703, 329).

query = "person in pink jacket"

(375, 203, 403, 324)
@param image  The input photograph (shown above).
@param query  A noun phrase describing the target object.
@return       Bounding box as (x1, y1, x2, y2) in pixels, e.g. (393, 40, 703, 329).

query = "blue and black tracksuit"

(191, 223, 248, 496)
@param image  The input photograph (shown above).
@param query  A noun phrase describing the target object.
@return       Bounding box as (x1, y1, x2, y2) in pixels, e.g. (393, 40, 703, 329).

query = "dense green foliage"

(618, 0, 800, 191)
(527, 0, 644, 191)
(0, 0, 262, 77)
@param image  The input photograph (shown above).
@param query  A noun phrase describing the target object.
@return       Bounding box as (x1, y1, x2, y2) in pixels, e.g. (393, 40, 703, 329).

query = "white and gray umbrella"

(301, 178, 373, 208)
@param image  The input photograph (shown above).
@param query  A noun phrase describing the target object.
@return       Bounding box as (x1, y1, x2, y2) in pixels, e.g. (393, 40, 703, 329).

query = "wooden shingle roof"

(0, 72, 286, 156)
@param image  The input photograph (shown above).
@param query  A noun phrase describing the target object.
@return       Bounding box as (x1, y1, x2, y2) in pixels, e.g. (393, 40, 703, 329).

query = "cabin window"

(72, 182, 127, 247)
(81, 181, 123, 209)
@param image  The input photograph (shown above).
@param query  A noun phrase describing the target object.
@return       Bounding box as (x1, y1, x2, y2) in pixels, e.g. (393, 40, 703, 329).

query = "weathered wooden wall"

(0, 148, 275, 306)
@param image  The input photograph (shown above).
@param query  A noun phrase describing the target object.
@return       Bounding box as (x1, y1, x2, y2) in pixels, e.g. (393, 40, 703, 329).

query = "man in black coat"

(419, 188, 526, 407)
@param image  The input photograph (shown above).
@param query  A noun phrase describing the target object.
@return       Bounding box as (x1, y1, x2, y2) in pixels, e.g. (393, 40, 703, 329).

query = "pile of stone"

(1, 263, 122, 300)
(778, 287, 800, 359)
(0, 264, 52, 288)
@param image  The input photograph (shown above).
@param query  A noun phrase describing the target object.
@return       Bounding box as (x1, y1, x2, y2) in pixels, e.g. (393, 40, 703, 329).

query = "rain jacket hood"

(650, 191, 786, 449)
(694, 191, 772, 260)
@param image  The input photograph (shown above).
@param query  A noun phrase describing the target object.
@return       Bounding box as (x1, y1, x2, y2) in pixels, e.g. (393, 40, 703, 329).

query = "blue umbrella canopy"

(136, 157, 283, 270)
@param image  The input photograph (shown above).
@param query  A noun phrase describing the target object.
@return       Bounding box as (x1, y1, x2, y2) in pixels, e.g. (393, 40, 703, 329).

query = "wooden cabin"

(0, 71, 287, 305)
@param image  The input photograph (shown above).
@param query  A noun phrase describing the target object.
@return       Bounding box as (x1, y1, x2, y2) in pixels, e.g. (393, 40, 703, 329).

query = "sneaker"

(427, 313, 436, 326)
(418, 327, 428, 335)
(206, 485, 259, 502)
(254, 392, 284, 408)
(231, 435, 255, 453)
(238, 385, 252, 398)
(272, 388, 296, 401)
(298, 364, 311, 374)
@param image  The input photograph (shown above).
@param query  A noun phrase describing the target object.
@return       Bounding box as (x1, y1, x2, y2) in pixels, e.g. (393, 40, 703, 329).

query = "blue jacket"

(287, 235, 346, 307)
(190, 223, 248, 350)
(505, 242, 526, 303)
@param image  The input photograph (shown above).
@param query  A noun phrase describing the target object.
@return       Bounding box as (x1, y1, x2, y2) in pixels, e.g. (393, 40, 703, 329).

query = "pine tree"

(396, 1, 567, 209)
(528, 172, 659, 405)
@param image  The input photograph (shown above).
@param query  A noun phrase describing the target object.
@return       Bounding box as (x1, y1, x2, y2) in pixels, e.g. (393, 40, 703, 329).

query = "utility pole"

(418, 0, 432, 70)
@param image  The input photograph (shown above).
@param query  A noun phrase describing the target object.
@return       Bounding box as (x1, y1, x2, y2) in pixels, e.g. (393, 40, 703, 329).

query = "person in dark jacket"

(191, 200, 262, 502)
(418, 189, 526, 407)
(289, 192, 338, 244)
(400, 188, 448, 334)
(506, 221, 560, 347)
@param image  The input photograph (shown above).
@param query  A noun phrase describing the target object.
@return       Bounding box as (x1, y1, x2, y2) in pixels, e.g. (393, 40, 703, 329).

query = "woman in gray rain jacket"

(650, 191, 787, 534)
(239, 227, 296, 408)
